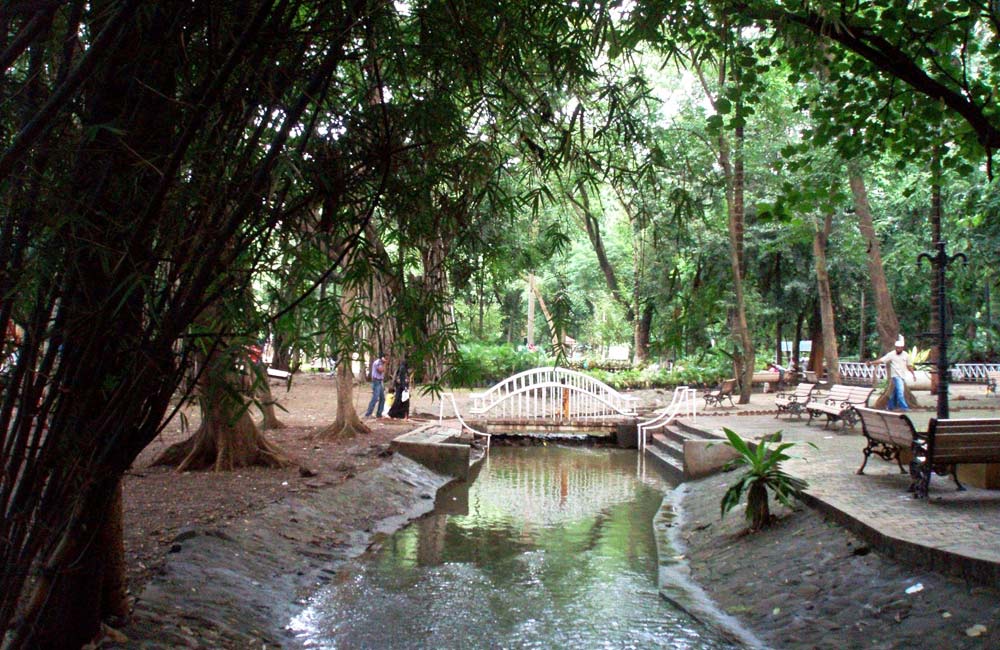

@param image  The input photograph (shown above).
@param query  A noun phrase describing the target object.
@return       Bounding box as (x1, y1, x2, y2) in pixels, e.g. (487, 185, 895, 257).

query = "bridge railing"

(437, 392, 491, 449)
(637, 386, 697, 452)
(470, 366, 638, 420)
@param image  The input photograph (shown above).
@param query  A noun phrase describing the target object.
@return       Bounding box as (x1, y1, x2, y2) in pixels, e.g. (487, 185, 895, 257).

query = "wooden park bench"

(913, 418, 1000, 498)
(704, 378, 737, 408)
(774, 383, 816, 419)
(806, 384, 874, 428)
(854, 407, 923, 476)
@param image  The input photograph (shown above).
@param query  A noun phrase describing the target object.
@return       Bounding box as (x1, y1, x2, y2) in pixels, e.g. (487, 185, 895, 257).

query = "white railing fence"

(470, 366, 638, 421)
(437, 392, 491, 449)
(952, 363, 1000, 382)
(838, 362, 885, 385)
(838, 362, 1000, 385)
(637, 386, 697, 452)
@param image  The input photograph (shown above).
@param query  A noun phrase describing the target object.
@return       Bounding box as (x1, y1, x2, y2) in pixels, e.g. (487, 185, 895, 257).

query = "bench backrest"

(855, 407, 917, 447)
(717, 378, 737, 394)
(823, 384, 872, 403)
(927, 418, 1000, 465)
(791, 383, 814, 398)
(846, 385, 874, 406)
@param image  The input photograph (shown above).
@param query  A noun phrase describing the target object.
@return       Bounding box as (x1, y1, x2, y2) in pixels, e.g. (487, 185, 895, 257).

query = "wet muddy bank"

(118, 455, 451, 649)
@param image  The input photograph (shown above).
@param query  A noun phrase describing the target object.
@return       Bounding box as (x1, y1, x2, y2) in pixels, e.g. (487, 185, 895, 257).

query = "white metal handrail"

(437, 392, 491, 449)
(637, 386, 697, 452)
(470, 366, 638, 420)
(470, 381, 638, 421)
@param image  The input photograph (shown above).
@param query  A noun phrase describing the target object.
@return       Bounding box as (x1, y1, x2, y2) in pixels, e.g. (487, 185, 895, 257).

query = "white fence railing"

(952, 363, 1000, 382)
(637, 386, 697, 452)
(838, 362, 885, 385)
(839, 362, 1000, 385)
(437, 392, 491, 449)
(470, 366, 638, 420)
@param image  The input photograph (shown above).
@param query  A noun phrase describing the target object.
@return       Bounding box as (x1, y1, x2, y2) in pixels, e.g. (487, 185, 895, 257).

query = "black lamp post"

(917, 240, 967, 419)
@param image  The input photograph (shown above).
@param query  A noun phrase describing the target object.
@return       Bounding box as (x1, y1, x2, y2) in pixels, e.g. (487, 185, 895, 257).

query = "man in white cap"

(866, 335, 917, 410)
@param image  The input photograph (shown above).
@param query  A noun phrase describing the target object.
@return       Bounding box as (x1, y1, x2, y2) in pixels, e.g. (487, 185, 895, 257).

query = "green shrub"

(719, 428, 813, 531)
(447, 343, 550, 388)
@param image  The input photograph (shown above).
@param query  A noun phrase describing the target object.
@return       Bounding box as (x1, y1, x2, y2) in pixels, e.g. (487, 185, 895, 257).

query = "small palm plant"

(719, 428, 811, 531)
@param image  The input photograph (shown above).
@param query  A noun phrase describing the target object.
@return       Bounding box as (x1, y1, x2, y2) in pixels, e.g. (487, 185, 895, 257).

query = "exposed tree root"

(314, 415, 370, 439)
(153, 409, 291, 472)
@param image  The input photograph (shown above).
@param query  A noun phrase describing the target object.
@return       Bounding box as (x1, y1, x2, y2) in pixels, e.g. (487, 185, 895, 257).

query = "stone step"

(649, 432, 683, 462)
(643, 443, 684, 483)
(674, 418, 725, 440)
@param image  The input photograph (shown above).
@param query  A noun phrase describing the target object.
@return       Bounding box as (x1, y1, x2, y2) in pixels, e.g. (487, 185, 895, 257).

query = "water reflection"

(290, 445, 736, 649)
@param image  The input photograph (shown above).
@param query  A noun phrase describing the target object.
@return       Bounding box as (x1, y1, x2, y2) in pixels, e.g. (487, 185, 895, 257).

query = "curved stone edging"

(796, 490, 1000, 589)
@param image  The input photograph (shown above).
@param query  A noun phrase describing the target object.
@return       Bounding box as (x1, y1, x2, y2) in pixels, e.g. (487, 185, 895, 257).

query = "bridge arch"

(469, 366, 638, 422)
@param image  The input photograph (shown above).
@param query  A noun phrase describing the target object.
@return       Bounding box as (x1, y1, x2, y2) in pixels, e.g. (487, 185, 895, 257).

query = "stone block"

(684, 439, 740, 480)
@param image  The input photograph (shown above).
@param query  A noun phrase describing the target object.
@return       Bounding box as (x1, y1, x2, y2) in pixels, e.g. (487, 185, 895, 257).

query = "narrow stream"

(289, 445, 740, 649)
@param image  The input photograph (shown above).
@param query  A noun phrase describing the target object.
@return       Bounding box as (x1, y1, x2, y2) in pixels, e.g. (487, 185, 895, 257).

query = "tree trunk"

(719, 121, 755, 403)
(26, 481, 128, 650)
(566, 184, 635, 322)
(635, 302, 653, 365)
(808, 305, 824, 378)
(317, 272, 371, 439)
(858, 289, 867, 360)
(813, 212, 841, 384)
(529, 276, 564, 354)
(258, 378, 286, 430)
(421, 234, 453, 382)
(747, 480, 771, 531)
(153, 353, 291, 471)
(850, 165, 899, 353)
(792, 312, 805, 377)
(317, 359, 370, 438)
(526, 273, 536, 347)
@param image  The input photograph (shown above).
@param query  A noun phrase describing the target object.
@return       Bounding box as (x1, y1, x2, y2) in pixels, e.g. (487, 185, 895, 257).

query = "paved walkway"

(687, 383, 1000, 587)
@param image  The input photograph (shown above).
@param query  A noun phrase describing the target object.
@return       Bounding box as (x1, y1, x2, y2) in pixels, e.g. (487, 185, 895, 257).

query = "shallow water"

(289, 445, 738, 649)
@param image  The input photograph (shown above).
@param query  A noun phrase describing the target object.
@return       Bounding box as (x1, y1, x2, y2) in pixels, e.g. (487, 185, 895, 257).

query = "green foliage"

(719, 428, 812, 531)
(570, 351, 732, 390)
(446, 343, 550, 388)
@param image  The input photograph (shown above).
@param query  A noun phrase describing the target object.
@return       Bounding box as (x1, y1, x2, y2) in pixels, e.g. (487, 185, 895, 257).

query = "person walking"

(866, 335, 917, 411)
(387, 356, 410, 420)
(364, 352, 387, 418)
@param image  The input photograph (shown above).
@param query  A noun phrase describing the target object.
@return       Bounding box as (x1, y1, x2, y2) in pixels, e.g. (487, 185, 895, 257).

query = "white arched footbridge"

(466, 366, 639, 431)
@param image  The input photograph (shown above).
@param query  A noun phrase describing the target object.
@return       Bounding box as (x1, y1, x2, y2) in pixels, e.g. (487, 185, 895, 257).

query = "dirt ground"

(122, 373, 442, 602)
(677, 477, 1000, 649)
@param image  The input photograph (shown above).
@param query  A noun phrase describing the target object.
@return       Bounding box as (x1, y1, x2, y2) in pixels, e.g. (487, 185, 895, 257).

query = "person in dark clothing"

(387, 357, 410, 419)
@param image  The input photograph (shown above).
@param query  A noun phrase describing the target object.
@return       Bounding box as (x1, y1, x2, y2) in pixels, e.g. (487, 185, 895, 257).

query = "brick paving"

(688, 384, 1000, 586)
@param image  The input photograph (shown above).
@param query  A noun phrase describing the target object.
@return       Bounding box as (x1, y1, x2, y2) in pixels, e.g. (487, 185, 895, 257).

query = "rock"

(966, 624, 988, 637)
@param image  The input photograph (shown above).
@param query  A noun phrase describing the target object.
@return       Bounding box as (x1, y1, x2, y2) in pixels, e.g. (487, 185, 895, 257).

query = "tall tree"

(850, 163, 900, 352)
(812, 210, 841, 383)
